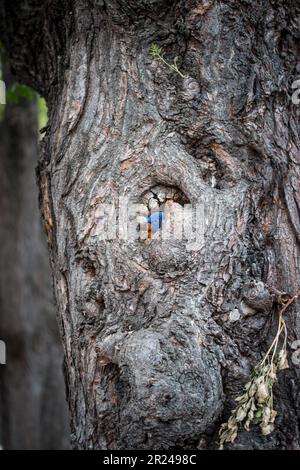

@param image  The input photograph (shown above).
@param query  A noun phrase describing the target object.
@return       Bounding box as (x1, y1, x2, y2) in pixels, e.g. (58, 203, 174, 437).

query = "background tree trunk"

(0, 62, 70, 450)
(1, 0, 300, 450)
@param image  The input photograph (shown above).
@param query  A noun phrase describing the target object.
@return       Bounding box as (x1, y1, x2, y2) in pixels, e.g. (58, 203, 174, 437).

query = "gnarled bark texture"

(1, 0, 300, 449)
(0, 63, 70, 449)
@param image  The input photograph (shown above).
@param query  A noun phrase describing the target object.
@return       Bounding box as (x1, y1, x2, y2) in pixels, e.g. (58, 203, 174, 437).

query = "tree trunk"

(1, 0, 300, 450)
(0, 62, 70, 449)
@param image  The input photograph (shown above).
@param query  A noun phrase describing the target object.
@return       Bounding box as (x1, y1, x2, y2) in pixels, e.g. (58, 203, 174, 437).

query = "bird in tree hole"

(143, 185, 188, 239)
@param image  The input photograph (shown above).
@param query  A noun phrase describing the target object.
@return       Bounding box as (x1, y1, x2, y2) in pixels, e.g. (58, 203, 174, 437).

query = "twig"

(218, 286, 300, 449)
(149, 43, 186, 79)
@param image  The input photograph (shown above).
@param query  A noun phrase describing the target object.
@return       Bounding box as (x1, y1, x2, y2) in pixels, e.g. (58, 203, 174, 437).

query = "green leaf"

(149, 43, 163, 58)
(38, 95, 48, 137)
(6, 84, 35, 104)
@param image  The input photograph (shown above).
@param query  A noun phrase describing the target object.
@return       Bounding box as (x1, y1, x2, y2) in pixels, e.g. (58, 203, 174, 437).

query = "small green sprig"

(149, 43, 186, 79)
(218, 288, 300, 449)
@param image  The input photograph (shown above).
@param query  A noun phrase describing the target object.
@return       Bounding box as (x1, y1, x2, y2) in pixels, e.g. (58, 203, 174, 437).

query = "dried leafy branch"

(219, 288, 300, 449)
(149, 43, 186, 79)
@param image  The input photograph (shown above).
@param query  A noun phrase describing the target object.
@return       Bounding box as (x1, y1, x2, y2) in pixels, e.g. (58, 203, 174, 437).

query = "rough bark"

(1, 0, 300, 450)
(0, 62, 70, 449)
